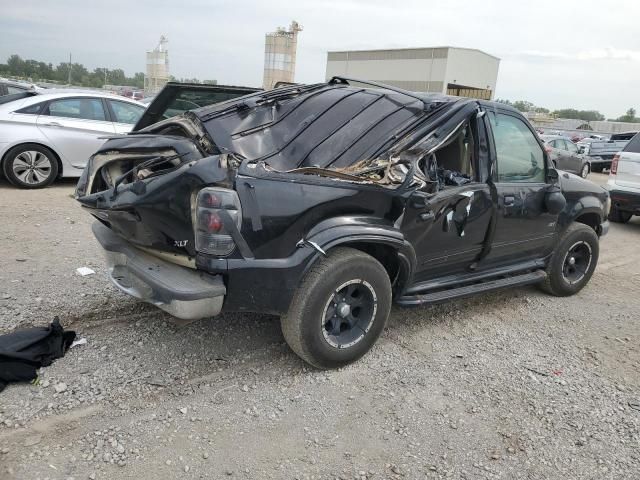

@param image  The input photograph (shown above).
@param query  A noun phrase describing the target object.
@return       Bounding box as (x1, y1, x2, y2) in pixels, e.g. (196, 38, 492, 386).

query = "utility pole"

(68, 53, 72, 85)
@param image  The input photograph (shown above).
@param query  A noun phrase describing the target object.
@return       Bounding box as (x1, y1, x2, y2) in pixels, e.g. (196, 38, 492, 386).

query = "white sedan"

(0, 90, 145, 188)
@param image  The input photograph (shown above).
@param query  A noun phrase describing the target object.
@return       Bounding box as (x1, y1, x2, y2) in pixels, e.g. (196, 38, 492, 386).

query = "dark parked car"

(540, 134, 590, 178)
(76, 79, 610, 369)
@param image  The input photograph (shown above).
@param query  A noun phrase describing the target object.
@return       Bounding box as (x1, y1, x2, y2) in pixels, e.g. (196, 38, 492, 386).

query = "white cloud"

(519, 48, 640, 62)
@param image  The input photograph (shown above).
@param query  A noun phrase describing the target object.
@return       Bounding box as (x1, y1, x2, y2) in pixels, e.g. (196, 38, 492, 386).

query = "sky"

(2, 0, 639, 118)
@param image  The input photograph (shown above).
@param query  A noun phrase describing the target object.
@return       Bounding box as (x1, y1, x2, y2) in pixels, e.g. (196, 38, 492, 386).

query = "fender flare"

(303, 216, 417, 295)
(559, 196, 605, 231)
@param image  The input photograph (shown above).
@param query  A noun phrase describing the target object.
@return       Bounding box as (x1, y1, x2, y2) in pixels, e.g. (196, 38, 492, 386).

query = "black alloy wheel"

(539, 222, 599, 296)
(281, 247, 392, 369)
(561, 241, 592, 285)
(322, 279, 377, 349)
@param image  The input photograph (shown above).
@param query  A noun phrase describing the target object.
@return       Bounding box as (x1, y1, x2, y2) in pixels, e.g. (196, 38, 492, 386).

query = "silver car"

(540, 134, 590, 178)
(0, 90, 145, 188)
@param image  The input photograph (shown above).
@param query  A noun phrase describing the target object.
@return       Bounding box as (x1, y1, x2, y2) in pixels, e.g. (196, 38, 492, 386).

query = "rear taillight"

(194, 187, 242, 256)
(611, 154, 620, 175)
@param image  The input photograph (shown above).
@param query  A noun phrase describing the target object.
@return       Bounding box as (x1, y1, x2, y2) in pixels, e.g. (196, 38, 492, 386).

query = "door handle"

(42, 121, 62, 127)
(504, 195, 515, 206)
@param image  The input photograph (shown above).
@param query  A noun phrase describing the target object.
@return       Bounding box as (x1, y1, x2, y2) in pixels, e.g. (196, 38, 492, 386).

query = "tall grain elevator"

(145, 36, 170, 95)
(262, 21, 303, 90)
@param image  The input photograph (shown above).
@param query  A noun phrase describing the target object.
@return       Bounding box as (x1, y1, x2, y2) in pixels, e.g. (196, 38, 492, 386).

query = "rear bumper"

(92, 222, 226, 320)
(588, 156, 612, 167)
(609, 189, 640, 214)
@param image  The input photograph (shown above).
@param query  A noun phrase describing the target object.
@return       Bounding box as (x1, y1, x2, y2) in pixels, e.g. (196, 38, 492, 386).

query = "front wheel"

(539, 223, 599, 297)
(281, 247, 392, 369)
(580, 163, 590, 178)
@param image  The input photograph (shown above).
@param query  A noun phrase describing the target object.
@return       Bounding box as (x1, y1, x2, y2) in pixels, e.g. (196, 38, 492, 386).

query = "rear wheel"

(2, 144, 58, 189)
(609, 206, 632, 223)
(540, 223, 599, 296)
(281, 247, 392, 369)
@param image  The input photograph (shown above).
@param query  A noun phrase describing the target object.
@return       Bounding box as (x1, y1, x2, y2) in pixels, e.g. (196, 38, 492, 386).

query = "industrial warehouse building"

(325, 46, 500, 100)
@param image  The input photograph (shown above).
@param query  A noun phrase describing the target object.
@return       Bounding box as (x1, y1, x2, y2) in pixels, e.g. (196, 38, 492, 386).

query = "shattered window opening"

(414, 118, 478, 194)
(489, 112, 545, 183)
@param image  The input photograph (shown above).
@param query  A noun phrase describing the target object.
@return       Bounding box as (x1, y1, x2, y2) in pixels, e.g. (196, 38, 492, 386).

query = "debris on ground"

(70, 337, 87, 348)
(0, 317, 75, 392)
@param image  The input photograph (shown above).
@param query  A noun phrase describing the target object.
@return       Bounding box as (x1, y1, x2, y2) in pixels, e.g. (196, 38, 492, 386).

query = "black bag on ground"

(0, 317, 76, 392)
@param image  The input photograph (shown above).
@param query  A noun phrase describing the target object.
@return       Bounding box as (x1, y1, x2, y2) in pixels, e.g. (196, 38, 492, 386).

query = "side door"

(106, 99, 146, 135)
(484, 110, 559, 265)
(553, 139, 572, 170)
(544, 139, 561, 167)
(564, 140, 583, 174)
(402, 114, 494, 281)
(36, 97, 115, 169)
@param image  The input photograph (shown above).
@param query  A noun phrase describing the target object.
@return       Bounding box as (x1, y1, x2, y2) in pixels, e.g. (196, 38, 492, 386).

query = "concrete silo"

(262, 21, 303, 90)
(145, 36, 169, 95)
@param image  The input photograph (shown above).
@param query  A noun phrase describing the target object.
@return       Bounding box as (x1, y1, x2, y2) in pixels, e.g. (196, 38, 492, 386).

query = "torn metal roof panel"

(193, 84, 457, 171)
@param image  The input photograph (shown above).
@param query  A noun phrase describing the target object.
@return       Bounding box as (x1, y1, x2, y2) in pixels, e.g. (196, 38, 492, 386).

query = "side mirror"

(547, 167, 559, 184)
(545, 184, 566, 214)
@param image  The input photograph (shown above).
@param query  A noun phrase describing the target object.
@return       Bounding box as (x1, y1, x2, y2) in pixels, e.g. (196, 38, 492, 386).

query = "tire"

(580, 163, 589, 178)
(2, 143, 58, 189)
(539, 223, 599, 297)
(609, 206, 632, 223)
(281, 247, 392, 369)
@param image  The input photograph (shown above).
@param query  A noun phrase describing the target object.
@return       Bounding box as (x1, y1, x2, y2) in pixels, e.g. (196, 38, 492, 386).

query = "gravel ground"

(0, 173, 639, 480)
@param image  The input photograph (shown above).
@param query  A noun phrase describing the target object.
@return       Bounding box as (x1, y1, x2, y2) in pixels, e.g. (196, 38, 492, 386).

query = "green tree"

(615, 108, 638, 123)
(552, 108, 605, 122)
(6, 54, 25, 75)
(0, 54, 147, 89)
(512, 100, 535, 112)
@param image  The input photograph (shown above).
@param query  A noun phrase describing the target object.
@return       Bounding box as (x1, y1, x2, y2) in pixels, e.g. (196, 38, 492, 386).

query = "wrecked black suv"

(76, 78, 610, 369)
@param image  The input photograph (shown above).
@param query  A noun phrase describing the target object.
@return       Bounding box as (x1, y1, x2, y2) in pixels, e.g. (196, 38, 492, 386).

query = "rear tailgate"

(590, 140, 629, 158)
(614, 133, 640, 190)
(133, 82, 261, 131)
(614, 152, 640, 189)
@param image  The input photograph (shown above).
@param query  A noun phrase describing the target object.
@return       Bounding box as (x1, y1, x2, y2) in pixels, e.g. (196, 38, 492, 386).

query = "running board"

(396, 270, 547, 306)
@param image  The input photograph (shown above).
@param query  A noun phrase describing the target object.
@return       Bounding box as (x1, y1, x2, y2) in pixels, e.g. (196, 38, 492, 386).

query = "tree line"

(496, 98, 639, 123)
(0, 54, 145, 89)
(0, 54, 218, 91)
